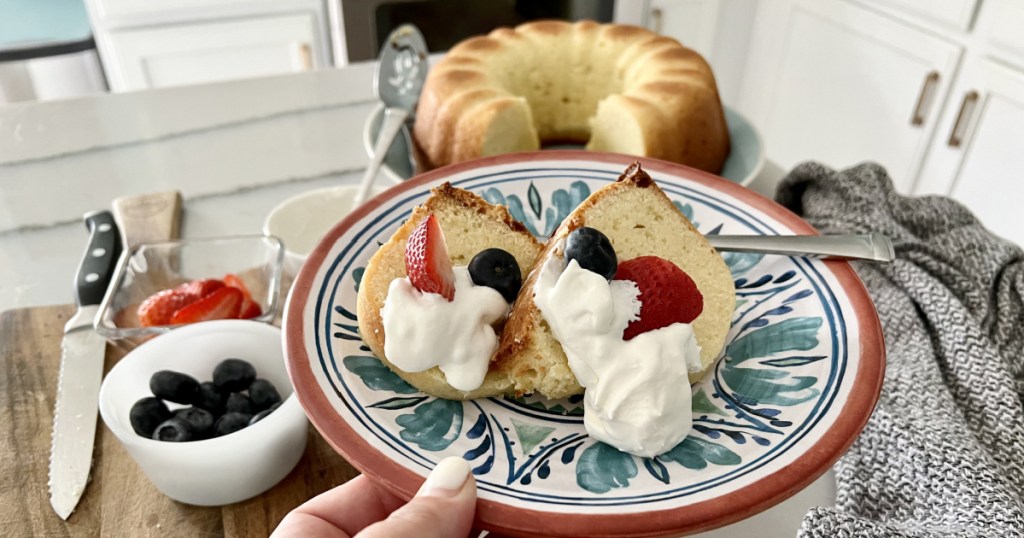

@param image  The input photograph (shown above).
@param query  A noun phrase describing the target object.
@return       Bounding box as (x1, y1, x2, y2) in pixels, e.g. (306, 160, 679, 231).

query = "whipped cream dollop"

(534, 253, 703, 457)
(381, 266, 508, 392)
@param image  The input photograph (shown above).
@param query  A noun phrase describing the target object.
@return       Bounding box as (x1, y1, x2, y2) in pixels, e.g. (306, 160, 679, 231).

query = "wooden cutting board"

(0, 305, 358, 537)
(0, 192, 359, 536)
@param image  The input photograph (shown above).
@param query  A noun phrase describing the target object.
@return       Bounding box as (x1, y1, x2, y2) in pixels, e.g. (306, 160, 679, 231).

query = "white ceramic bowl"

(263, 185, 387, 280)
(99, 320, 309, 506)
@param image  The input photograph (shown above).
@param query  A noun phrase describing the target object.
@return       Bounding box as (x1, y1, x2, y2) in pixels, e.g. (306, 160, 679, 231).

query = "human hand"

(272, 457, 477, 538)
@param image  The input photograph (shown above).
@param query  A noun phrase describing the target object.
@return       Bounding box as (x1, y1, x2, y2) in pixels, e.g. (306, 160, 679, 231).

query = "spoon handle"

(353, 106, 410, 207)
(708, 233, 895, 262)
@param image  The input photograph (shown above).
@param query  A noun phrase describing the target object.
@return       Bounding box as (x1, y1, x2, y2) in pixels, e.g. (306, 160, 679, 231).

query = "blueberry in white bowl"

(213, 358, 257, 392)
(153, 418, 194, 442)
(129, 397, 171, 437)
(149, 370, 200, 405)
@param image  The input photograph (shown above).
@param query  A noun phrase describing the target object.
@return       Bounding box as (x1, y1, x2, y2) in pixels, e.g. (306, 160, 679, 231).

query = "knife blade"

(49, 210, 122, 520)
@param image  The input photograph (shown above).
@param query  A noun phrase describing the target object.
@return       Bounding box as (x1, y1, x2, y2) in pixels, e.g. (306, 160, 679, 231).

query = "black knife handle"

(74, 211, 123, 307)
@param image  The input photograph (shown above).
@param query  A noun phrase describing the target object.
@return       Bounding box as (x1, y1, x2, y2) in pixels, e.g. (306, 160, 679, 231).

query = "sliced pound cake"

(356, 183, 543, 400)
(493, 162, 736, 399)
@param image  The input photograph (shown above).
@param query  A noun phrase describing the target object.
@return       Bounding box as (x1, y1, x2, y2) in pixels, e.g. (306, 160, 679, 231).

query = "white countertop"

(0, 64, 832, 537)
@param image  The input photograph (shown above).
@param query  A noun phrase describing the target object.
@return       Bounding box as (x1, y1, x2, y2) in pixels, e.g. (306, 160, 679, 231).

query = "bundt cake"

(413, 20, 730, 173)
(492, 162, 737, 399)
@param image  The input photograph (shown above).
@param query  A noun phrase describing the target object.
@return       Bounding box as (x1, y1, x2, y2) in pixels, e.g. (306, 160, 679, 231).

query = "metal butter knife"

(708, 232, 894, 263)
(49, 211, 122, 519)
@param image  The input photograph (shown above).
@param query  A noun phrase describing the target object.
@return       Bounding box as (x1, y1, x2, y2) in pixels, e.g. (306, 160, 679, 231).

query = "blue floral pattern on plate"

(303, 163, 858, 512)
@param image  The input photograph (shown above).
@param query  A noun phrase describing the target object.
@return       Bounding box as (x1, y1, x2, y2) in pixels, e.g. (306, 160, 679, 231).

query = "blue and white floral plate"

(283, 151, 884, 537)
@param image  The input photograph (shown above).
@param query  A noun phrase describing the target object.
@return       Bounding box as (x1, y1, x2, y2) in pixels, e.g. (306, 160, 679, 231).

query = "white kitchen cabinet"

(976, 0, 1024, 62)
(85, 0, 330, 92)
(853, 0, 979, 31)
(740, 0, 962, 192)
(914, 57, 1024, 246)
(636, 0, 756, 107)
(737, 0, 1024, 246)
(104, 13, 322, 91)
(94, 0, 279, 23)
(646, 0, 719, 56)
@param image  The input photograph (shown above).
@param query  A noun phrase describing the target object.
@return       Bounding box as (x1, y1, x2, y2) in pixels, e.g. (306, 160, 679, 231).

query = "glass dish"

(96, 235, 284, 344)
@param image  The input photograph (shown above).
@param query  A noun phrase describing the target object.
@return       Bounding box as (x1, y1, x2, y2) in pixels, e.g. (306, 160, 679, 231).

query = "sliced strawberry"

(223, 273, 252, 298)
(614, 256, 704, 340)
(238, 298, 263, 319)
(223, 273, 263, 319)
(405, 213, 455, 300)
(169, 287, 243, 324)
(138, 289, 193, 327)
(176, 278, 225, 302)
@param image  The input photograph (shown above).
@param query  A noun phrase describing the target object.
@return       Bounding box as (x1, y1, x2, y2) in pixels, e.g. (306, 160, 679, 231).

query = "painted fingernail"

(417, 457, 471, 498)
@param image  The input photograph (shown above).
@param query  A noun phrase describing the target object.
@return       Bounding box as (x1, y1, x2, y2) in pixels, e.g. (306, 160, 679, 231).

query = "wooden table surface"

(0, 305, 359, 537)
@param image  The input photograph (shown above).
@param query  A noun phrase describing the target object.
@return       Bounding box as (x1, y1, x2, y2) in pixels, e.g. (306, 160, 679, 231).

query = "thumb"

(357, 457, 477, 538)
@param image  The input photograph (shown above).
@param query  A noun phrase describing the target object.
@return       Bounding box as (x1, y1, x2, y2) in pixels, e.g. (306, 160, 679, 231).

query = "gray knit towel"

(773, 162, 1024, 537)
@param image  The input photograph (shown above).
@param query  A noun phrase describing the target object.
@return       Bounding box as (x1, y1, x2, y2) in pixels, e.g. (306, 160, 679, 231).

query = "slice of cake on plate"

(356, 183, 543, 400)
(494, 161, 734, 455)
(495, 162, 735, 399)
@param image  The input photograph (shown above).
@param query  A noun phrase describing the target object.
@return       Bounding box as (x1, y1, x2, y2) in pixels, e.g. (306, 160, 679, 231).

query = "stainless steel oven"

(333, 0, 615, 64)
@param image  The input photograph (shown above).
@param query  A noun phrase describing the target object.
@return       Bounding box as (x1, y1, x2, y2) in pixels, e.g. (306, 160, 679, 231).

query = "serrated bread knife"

(49, 211, 122, 519)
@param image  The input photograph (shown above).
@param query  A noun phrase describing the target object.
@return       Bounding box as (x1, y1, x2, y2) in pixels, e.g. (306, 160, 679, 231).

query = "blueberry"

(129, 397, 172, 437)
(149, 370, 201, 405)
(213, 358, 256, 392)
(152, 418, 193, 442)
(214, 412, 252, 436)
(468, 248, 522, 302)
(249, 409, 272, 425)
(225, 392, 253, 414)
(196, 381, 227, 414)
(564, 227, 617, 280)
(174, 407, 215, 439)
(249, 402, 282, 426)
(249, 378, 282, 412)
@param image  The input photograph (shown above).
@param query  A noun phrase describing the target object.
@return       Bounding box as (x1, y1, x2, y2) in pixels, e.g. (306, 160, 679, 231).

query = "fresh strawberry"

(138, 289, 193, 327)
(614, 256, 704, 340)
(223, 273, 262, 319)
(238, 298, 263, 319)
(405, 213, 455, 300)
(223, 274, 252, 298)
(169, 287, 243, 324)
(176, 278, 225, 302)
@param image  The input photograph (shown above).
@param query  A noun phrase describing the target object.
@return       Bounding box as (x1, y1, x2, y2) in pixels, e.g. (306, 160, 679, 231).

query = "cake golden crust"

(413, 20, 730, 173)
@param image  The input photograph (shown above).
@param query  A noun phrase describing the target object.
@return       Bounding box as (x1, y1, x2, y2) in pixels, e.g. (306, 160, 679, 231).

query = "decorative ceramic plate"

(362, 103, 766, 187)
(284, 151, 884, 537)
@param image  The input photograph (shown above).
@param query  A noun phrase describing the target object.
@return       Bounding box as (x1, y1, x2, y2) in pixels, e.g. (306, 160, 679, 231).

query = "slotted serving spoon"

(352, 25, 429, 208)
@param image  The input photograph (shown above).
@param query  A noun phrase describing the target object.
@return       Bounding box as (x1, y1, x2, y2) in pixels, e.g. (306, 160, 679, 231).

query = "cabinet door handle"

(910, 70, 940, 126)
(948, 90, 979, 148)
(651, 8, 663, 34)
(299, 43, 313, 71)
